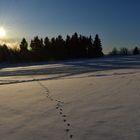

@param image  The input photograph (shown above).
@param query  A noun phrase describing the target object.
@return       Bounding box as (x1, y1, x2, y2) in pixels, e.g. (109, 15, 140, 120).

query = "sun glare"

(0, 27, 6, 38)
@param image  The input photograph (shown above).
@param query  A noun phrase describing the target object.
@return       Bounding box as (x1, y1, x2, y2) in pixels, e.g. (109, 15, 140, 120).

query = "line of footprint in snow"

(37, 80, 74, 139)
(56, 101, 73, 139)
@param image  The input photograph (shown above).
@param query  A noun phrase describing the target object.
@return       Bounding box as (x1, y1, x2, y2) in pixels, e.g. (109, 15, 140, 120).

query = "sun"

(0, 27, 6, 38)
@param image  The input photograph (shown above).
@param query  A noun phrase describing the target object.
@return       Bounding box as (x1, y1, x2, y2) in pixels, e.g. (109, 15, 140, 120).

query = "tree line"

(0, 33, 104, 62)
(109, 47, 140, 56)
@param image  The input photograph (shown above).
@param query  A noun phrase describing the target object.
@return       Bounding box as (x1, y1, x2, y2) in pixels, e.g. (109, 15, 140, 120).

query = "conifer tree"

(93, 34, 103, 57)
(20, 38, 28, 52)
(133, 47, 139, 55)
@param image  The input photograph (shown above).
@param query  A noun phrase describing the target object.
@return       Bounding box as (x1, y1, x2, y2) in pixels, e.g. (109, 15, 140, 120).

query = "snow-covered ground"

(0, 55, 140, 140)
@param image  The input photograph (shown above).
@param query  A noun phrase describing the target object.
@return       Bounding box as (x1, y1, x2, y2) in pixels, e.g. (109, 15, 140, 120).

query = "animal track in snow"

(34, 78, 74, 139)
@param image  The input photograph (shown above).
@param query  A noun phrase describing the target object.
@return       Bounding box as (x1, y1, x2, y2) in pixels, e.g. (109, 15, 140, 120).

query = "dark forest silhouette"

(0, 33, 140, 63)
(0, 33, 104, 62)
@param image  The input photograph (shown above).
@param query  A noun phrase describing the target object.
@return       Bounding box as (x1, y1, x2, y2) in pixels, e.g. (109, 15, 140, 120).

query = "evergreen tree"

(66, 35, 71, 58)
(30, 36, 44, 61)
(30, 36, 44, 52)
(55, 35, 67, 59)
(44, 37, 51, 59)
(87, 35, 94, 57)
(70, 32, 80, 58)
(0, 44, 10, 62)
(20, 38, 28, 52)
(79, 35, 90, 57)
(44, 37, 50, 48)
(20, 38, 30, 61)
(133, 47, 139, 55)
(93, 34, 104, 57)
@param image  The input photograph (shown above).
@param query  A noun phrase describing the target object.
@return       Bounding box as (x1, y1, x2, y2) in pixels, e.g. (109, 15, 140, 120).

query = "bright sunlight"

(0, 27, 6, 38)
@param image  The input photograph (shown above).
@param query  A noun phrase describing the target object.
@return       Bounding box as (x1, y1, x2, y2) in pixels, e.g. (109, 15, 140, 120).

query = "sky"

(0, 0, 140, 53)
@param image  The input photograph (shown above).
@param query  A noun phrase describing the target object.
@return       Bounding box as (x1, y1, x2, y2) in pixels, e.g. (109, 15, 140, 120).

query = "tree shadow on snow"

(0, 55, 140, 85)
